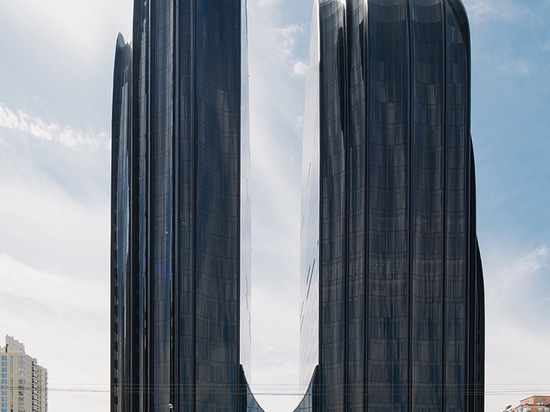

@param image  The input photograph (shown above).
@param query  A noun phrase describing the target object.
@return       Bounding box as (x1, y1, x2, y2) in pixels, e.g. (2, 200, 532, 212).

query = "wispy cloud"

(247, 1, 311, 408)
(0, 107, 110, 410)
(475, 53, 534, 77)
(0, 0, 132, 65)
(275, 24, 304, 57)
(486, 245, 549, 310)
(497, 59, 532, 76)
(253, 0, 283, 9)
(0, 253, 109, 410)
(0, 103, 108, 149)
(0, 104, 110, 277)
(483, 243, 550, 410)
(292, 60, 308, 77)
(251, 285, 301, 410)
(465, 0, 523, 24)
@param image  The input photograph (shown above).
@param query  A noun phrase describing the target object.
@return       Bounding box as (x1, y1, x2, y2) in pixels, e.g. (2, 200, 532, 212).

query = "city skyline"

(0, 0, 549, 411)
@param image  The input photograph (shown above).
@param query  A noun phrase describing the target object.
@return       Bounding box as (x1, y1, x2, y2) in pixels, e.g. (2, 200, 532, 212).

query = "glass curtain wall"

(298, 0, 484, 410)
(111, 32, 132, 412)
(111, 0, 258, 410)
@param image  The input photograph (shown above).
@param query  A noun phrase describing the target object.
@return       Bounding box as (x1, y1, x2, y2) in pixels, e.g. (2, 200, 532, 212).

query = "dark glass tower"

(298, 0, 485, 410)
(111, 1, 263, 411)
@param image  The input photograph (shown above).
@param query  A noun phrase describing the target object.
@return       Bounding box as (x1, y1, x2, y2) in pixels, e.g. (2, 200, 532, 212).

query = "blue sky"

(0, 0, 549, 411)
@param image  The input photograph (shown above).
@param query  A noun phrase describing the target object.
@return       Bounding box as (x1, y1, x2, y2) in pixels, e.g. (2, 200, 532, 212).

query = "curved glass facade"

(294, 367, 320, 412)
(111, 32, 132, 412)
(299, 0, 484, 410)
(111, 1, 261, 410)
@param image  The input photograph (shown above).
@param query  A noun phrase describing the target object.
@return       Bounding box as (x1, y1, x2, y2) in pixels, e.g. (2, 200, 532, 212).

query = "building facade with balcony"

(0, 336, 47, 412)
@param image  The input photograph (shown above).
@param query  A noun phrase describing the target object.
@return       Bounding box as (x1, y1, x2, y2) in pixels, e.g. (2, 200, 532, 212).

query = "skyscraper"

(297, 0, 485, 410)
(111, 1, 262, 410)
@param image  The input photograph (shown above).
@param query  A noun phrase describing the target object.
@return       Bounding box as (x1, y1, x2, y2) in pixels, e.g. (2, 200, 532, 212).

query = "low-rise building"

(513, 395, 550, 412)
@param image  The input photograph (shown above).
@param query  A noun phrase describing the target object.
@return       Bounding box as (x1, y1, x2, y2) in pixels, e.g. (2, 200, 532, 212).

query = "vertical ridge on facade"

(296, 0, 484, 410)
(110, 1, 262, 410)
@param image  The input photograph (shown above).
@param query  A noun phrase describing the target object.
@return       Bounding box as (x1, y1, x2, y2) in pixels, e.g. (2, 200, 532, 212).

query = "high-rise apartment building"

(0, 336, 47, 412)
(111, 1, 262, 410)
(297, 0, 485, 410)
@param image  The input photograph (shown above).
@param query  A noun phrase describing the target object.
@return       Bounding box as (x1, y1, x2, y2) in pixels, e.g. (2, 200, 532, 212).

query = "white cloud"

(253, 0, 283, 8)
(0, 103, 108, 149)
(483, 244, 550, 410)
(464, 0, 522, 24)
(475, 53, 534, 77)
(0, 104, 110, 280)
(292, 60, 309, 77)
(486, 246, 549, 308)
(275, 24, 304, 58)
(497, 59, 532, 76)
(0, 253, 107, 325)
(251, 285, 301, 410)
(0, 106, 110, 411)
(0, 0, 132, 65)
(247, 2, 311, 409)
(0, 253, 109, 411)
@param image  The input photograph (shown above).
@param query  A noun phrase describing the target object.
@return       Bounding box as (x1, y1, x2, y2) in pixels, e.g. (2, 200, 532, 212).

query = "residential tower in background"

(1, 336, 47, 412)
